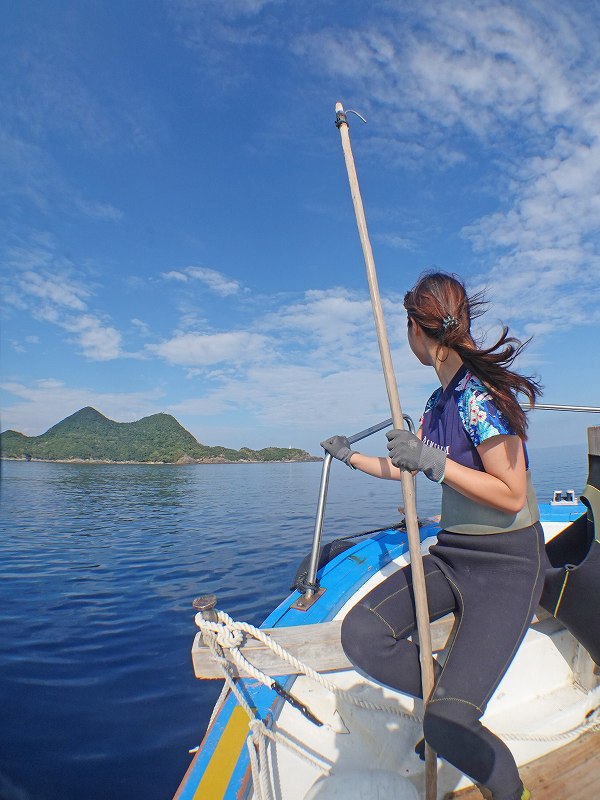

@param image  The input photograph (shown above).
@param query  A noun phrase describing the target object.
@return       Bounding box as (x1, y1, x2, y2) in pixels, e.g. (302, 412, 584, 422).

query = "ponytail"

(404, 271, 542, 439)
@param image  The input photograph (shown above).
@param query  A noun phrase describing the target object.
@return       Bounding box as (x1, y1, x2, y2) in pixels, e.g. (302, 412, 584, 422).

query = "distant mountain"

(0, 407, 318, 464)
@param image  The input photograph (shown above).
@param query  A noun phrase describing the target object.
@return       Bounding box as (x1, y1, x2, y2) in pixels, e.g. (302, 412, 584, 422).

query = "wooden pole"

(335, 102, 437, 799)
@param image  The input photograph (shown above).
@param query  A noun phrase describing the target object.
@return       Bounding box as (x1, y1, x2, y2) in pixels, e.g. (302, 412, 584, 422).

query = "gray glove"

(386, 429, 446, 483)
(320, 435, 358, 468)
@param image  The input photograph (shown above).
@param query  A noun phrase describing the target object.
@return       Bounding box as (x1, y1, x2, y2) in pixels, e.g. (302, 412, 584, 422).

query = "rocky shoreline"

(1, 455, 322, 465)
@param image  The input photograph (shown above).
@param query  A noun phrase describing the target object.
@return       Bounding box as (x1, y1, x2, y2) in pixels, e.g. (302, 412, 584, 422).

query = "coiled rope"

(196, 609, 423, 720)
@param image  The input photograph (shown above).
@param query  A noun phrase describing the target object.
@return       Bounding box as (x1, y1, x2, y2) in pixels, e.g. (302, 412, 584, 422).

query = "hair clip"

(442, 314, 459, 330)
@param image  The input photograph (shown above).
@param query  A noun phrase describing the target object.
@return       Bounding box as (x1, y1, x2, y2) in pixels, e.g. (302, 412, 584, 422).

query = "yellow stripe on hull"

(193, 706, 251, 800)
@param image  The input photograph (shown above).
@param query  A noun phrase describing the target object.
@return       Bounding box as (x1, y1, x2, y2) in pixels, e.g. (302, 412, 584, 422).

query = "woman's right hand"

(320, 435, 358, 467)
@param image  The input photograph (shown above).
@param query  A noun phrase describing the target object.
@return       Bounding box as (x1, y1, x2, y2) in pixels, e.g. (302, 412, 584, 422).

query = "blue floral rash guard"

(420, 364, 527, 472)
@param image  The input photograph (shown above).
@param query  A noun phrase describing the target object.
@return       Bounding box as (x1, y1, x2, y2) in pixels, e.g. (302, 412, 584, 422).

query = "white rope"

(208, 683, 231, 729)
(246, 734, 265, 800)
(502, 718, 600, 743)
(251, 722, 274, 800)
(247, 722, 333, 800)
(198, 621, 332, 800)
(196, 610, 423, 723)
(497, 698, 600, 743)
(250, 719, 333, 771)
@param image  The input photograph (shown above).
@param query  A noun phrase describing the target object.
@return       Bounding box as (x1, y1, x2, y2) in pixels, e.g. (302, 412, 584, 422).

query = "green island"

(0, 407, 320, 465)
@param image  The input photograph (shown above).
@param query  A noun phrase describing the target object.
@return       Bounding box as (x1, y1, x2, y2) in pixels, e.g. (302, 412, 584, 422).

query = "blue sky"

(2, 0, 600, 454)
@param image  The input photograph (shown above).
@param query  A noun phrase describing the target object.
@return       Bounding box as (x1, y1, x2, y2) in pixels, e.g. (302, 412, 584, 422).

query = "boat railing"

(293, 415, 415, 610)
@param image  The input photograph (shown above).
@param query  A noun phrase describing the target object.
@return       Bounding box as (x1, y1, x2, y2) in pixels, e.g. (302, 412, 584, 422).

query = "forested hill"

(0, 407, 318, 464)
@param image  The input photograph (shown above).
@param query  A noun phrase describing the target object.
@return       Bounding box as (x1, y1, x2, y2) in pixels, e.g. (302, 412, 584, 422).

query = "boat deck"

(445, 729, 600, 799)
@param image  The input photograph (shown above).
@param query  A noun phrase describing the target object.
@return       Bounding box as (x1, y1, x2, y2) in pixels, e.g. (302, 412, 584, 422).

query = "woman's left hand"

(386, 429, 446, 483)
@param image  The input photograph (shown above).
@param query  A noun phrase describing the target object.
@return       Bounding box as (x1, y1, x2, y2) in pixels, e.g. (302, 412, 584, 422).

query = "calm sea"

(0, 443, 590, 800)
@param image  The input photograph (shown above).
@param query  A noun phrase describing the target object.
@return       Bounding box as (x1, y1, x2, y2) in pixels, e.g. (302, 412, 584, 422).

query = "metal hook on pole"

(335, 108, 367, 128)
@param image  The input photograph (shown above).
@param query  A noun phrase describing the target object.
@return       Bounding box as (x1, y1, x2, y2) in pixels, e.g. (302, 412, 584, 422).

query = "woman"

(321, 271, 544, 800)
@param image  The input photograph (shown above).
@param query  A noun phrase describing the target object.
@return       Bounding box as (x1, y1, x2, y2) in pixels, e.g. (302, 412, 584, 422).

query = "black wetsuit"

(341, 524, 545, 800)
(341, 367, 547, 800)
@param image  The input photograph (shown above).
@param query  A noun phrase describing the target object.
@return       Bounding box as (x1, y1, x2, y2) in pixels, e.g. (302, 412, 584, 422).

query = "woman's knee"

(341, 602, 392, 668)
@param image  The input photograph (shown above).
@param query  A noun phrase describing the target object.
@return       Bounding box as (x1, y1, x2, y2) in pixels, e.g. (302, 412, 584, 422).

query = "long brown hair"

(403, 271, 542, 439)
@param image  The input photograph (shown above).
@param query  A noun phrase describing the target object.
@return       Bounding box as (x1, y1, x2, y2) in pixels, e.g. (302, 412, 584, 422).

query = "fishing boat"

(174, 412, 600, 800)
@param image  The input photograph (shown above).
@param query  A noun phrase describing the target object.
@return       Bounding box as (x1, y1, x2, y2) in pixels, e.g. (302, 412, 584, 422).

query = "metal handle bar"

(347, 416, 413, 445)
(521, 403, 600, 413)
(302, 415, 415, 601)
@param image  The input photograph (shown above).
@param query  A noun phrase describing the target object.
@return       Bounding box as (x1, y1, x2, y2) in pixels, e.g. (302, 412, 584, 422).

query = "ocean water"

(0, 443, 590, 800)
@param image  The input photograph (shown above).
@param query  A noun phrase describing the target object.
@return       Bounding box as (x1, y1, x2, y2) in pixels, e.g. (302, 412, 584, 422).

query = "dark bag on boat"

(539, 447, 600, 666)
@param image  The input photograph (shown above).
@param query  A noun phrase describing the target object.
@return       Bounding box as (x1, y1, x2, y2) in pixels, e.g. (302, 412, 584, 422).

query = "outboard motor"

(539, 426, 600, 665)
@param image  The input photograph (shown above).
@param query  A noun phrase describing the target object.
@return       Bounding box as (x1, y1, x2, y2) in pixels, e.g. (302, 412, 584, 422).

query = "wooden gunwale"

(191, 610, 562, 679)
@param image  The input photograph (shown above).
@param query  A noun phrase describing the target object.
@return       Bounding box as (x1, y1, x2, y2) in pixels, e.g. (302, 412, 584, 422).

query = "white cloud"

(149, 330, 268, 367)
(374, 233, 415, 251)
(264, 288, 373, 339)
(74, 198, 124, 222)
(300, 3, 588, 141)
(162, 270, 188, 282)
(20, 269, 89, 311)
(162, 265, 243, 296)
(8, 334, 40, 354)
(131, 318, 151, 337)
(214, 0, 280, 17)
(0, 127, 56, 213)
(64, 315, 123, 361)
(3, 236, 125, 361)
(187, 266, 242, 296)
(256, 289, 409, 382)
